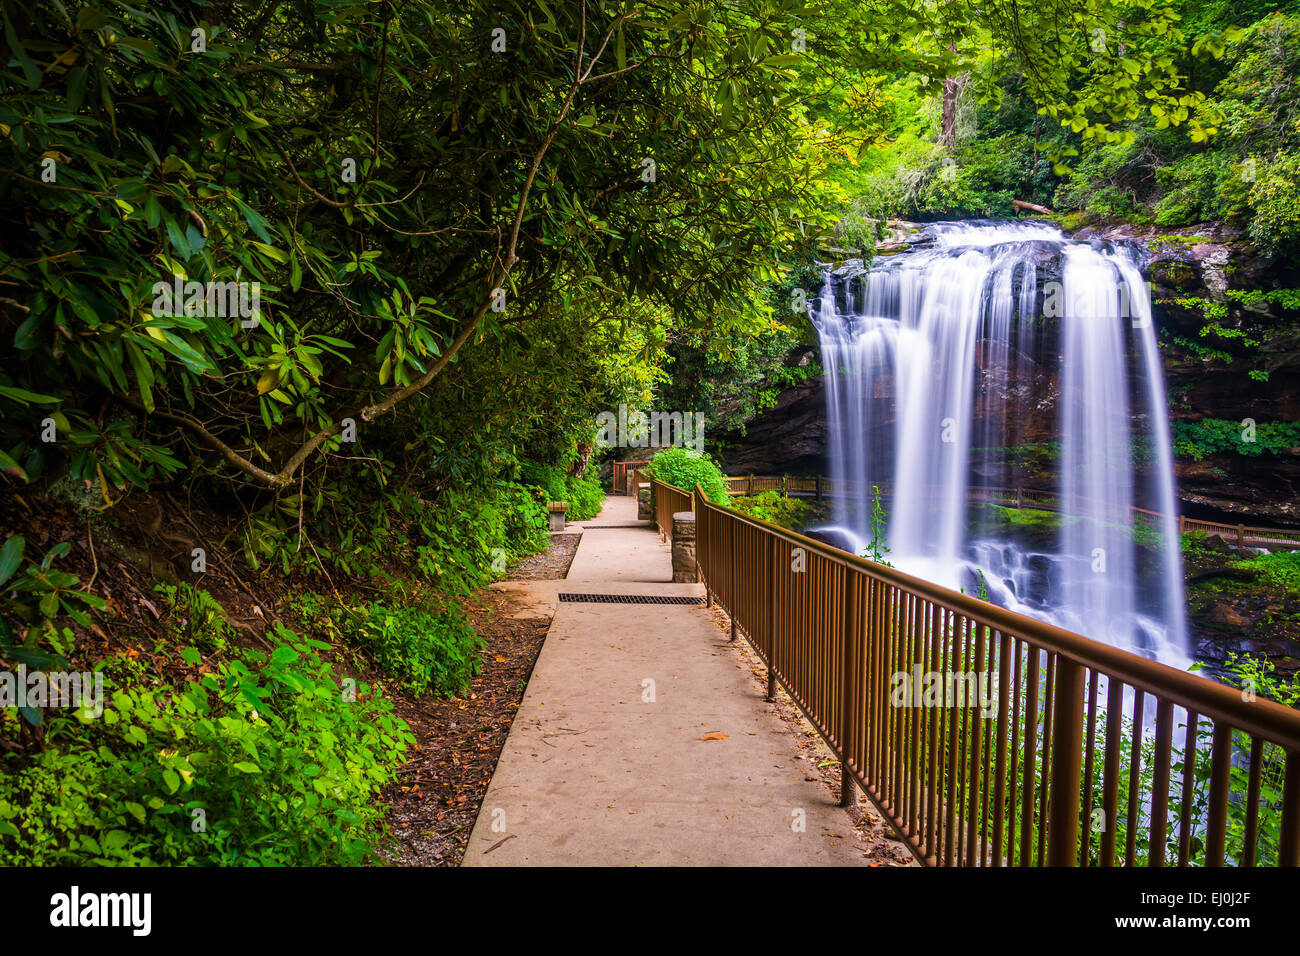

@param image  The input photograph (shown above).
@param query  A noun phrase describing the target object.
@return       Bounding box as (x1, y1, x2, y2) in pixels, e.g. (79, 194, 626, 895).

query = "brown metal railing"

(651, 479, 693, 542)
(692, 484, 1300, 867)
(723, 476, 1300, 548)
(612, 460, 652, 495)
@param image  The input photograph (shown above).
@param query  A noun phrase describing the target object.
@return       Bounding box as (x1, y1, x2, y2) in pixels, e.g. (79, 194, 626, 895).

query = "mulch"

(378, 530, 579, 866)
(504, 533, 581, 580)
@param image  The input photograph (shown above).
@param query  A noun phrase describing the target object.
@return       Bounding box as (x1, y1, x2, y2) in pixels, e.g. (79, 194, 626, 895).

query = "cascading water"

(812, 221, 1189, 665)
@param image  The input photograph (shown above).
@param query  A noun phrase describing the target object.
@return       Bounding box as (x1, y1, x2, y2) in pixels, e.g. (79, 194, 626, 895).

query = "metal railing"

(612, 460, 652, 495)
(692, 484, 1300, 867)
(651, 479, 693, 542)
(723, 476, 1300, 549)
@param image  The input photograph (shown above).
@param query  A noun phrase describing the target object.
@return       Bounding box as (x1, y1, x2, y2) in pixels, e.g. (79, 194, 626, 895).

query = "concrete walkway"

(461, 495, 870, 866)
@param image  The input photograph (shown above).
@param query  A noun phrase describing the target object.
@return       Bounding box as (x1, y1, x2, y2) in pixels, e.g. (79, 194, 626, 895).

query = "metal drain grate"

(558, 593, 703, 605)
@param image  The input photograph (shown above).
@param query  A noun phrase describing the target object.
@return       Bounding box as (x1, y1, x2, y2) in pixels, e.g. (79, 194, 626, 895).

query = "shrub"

(293, 595, 483, 697)
(1234, 551, 1300, 594)
(644, 447, 730, 502)
(727, 491, 812, 530)
(407, 484, 549, 594)
(518, 462, 605, 521)
(0, 626, 412, 865)
(1172, 419, 1300, 461)
(563, 474, 605, 521)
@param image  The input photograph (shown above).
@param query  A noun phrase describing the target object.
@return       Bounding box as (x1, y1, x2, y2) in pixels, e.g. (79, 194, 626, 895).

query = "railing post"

(671, 513, 697, 583)
(766, 535, 777, 702)
(1237, 524, 1245, 550)
(1281, 750, 1300, 867)
(1047, 656, 1086, 866)
(815, 475, 823, 499)
(1179, 514, 1186, 535)
(840, 571, 860, 808)
(1016, 487, 1022, 509)
(748, 474, 755, 495)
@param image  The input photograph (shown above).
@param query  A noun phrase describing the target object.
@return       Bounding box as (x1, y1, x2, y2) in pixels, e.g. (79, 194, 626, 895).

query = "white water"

(812, 221, 1189, 665)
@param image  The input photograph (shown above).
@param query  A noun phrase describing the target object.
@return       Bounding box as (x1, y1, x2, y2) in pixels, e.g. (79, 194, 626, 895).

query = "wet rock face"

(712, 376, 828, 476)
(802, 526, 859, 554)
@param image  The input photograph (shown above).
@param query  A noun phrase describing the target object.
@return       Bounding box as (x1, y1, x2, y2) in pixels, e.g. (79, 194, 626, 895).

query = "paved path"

(462, 495, 870, 866)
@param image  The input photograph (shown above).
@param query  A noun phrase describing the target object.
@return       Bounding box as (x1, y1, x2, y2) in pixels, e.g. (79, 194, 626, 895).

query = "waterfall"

(812, 220, 1188, 664)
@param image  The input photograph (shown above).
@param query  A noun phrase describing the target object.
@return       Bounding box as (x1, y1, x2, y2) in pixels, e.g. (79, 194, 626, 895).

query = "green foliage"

(154, 583, 237, 655)
(1180, 529, 1218, 560)
(866, 484, 892, 565)
(1, 0, 857, 499)
(1234, 551, 1300, 594)
(564, 476, 605, 522)
(1172, 419, 1300, 460)
(0, 536, 104, 681)
(644, 448, 730, 503)
(659, 289, 819, 441)
(238, 481, 549, 593)
(518, 462, 604, 522)
(0, 627, 412, 865)
(293, 594, 482, 697)
(727, 491, 812, 530)
(1050, 11, 1300, 250)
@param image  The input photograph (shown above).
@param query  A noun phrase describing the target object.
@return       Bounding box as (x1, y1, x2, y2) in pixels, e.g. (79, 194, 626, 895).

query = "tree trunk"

(940, 69, 968, 148)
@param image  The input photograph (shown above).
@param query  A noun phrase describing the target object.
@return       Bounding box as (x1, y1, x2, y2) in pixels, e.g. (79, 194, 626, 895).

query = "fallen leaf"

(699, 732, 729, 741)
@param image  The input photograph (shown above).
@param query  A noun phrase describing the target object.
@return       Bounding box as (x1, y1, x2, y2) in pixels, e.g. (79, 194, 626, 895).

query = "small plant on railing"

(865, 484, 892, 567)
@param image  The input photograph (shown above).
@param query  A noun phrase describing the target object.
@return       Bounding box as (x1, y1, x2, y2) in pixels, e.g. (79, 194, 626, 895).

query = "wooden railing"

(724, 476, 1300, 549)
(693, 484, 1300, 867)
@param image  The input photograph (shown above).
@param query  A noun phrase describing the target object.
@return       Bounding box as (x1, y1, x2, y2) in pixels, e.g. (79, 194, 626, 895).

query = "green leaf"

(0, 537, 24, 587)
(0, 385, 59, 405)
(234, 761, 262, 773)
(3, 18, 41, 90)
(270, 645, 298, 665)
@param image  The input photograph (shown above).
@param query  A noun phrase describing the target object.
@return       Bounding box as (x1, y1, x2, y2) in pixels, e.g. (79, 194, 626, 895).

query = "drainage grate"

(558, 593, 703, 605)
(578, 524, 654, 529)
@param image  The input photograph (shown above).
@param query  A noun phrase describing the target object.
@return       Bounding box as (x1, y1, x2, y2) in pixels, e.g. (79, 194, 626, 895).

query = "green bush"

(644, 447, 730, 502)
(1151, 152, 1234, 226)
(518, 462, 605, 521)
(1172, 419, 1300, 460)
(1234, 551, 1300, 594)
(489, 483, 552, 565)
(727, 491, 812, 530)
(564, 474, 605, 521)
(293, 595, 483, 697)
(0, 626, 412, 865)
(154, 583, 237, 655)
